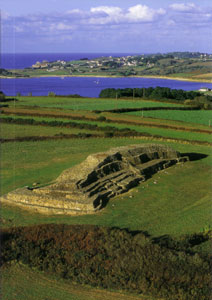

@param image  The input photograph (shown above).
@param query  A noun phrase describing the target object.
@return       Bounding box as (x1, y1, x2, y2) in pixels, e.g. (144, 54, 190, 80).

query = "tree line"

(99, 86, 202, 101)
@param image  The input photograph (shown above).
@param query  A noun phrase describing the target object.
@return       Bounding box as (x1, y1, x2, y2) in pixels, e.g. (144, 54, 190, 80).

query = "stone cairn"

(1, 144, 189, 214)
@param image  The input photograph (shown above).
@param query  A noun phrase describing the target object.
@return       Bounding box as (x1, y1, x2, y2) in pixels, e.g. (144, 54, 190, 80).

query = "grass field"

(1, 138, 211, 238)
(1, 114, 211, 143)
(1, 95, 212, 300)
(127, 109, 212, 126)
(3, 105, 212, 132)
(1, 263, 161, 300)
(12, 96, 184, 110)
(0, 123, 101, 139)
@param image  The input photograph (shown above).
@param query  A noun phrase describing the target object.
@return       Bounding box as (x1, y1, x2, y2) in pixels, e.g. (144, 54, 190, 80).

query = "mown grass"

(1, 138, 211, 238)
(12, 96, 184, 111)
(127, 110, 212, 126)
(0, 123, 101, 139)
(1, 263, 157, 300)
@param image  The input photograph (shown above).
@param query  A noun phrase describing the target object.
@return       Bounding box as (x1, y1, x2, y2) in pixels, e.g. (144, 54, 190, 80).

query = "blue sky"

(1, 0, 212, 53)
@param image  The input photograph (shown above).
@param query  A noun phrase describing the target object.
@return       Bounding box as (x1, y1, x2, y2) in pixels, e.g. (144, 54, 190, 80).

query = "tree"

(48, 92, 56, 97)
(0, 91, 6, 101)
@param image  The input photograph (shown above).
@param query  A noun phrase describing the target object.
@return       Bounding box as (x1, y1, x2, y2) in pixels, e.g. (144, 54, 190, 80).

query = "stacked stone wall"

(0, 144, 189, 214)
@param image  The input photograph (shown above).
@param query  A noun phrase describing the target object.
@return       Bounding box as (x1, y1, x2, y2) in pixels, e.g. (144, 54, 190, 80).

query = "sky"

(1, 0, 212, 53)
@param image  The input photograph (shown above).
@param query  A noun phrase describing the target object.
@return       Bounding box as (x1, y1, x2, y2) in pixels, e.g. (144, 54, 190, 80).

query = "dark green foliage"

(1, 224, 211, 300)
(97, 116, 107, 122)
(48, 92, 56, 97)
(94, 106, 200, 114)
(167, 52, 208, 59)
(99, 87, 201, 102)
(55, 94, 83, 98)
(99, 88, 117, 98)
(192, 96, 212, 109)
(0, 91, 6, 101)
(0, 68, 13, 76)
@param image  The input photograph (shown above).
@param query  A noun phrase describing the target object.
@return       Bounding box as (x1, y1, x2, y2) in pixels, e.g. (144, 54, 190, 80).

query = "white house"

(199, 88, 211, 92)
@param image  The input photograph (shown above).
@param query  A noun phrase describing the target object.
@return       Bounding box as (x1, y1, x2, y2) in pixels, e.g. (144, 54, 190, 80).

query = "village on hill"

(29, 52, 212, 78)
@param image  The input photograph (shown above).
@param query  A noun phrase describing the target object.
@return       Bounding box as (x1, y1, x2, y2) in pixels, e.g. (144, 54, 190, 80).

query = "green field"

(127, 109, 212, 126)
(0, 123, 101, 139)
(1, 95, 212, 300)
(1, 114, 211, 143)
(1, 138, 211, 238)
(12, 96, 184, 110)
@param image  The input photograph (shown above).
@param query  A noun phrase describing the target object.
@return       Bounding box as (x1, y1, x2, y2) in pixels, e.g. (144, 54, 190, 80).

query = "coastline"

(0, 74, 212, 83)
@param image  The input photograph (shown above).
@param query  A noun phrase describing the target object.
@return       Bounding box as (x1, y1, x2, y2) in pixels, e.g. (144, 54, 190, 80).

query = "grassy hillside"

(1, 138, 211, 238)
(1, 263, 157, 300)
(3, 53, 212, 82)
(1, 95, 211, 300)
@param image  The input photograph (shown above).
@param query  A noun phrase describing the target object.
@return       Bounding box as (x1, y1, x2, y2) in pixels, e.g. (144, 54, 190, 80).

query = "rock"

(0, 144, 189, 215)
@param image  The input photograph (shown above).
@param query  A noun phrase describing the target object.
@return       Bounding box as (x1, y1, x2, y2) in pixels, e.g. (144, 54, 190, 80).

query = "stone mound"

(1, 144, 189, 214)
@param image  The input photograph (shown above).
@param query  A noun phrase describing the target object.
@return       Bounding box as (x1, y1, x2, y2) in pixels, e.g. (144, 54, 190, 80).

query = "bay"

(1, 76, 212, 98)
(1, 53, 212, 97)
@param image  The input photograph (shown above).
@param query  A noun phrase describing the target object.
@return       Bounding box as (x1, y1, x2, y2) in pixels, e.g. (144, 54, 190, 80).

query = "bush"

(104, 132, 114, 137)
(97, 116, 107, 122)
(184, 99, 194, 106)
(48, 92, 56, 97)
(0, 225, 211, 300)
(0, 91, 6, 101)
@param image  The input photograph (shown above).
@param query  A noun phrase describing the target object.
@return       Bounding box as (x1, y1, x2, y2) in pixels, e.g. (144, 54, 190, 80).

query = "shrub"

(0, 225, 211, 300)
(97, 116, 107, 122)
(48, 92, 56, 97)
(0, 91, 6, 101)
(104, 132, 114, 137)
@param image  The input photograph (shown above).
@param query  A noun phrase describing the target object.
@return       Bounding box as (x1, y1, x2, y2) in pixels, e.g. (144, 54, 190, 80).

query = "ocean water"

(1, 53, 212, 97)
(2, 77, 212, 98)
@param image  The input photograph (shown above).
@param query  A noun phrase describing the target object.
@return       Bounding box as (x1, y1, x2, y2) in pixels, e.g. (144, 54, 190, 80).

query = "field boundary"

(1, 108, 212, 134)
(1, 132, 211, 147)
(93, 106, 201, 113)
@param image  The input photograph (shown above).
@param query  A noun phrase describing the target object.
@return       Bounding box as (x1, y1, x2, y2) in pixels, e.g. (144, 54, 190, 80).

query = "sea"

(1, 53, 212, 97)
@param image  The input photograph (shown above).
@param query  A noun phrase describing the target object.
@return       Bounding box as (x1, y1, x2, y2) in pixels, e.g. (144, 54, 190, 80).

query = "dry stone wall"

(1, 144, 189, 214)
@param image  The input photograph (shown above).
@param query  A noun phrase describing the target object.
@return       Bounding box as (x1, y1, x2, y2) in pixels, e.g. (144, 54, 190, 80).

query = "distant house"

(40, 63, 49, 68)
(32, 63, 41, 69)
(32, 61, 49, 69)
(199, 88, 211, 92)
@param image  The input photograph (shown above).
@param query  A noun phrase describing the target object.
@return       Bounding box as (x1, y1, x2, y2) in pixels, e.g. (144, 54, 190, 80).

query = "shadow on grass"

(182, 152, 208, 161)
